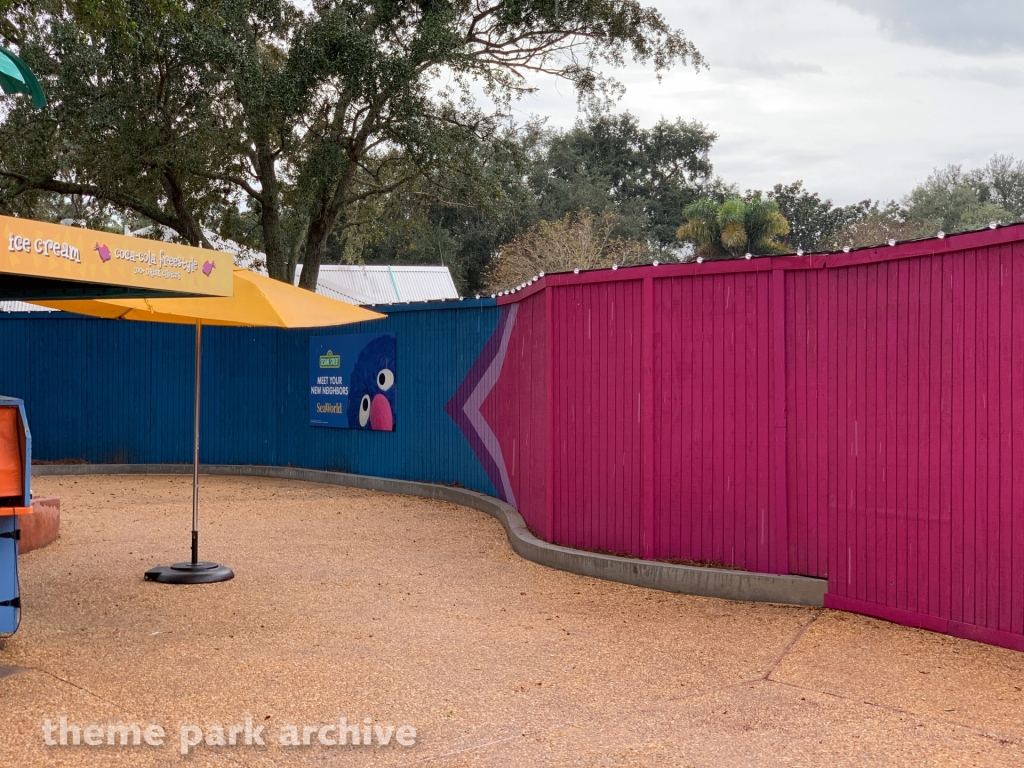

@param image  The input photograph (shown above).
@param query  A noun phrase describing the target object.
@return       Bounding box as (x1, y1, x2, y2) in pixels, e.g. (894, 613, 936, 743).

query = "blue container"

(0, 395, 31, 635)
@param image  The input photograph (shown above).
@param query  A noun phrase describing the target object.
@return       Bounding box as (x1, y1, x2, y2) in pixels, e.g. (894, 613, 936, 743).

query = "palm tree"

(677, 196, 790, 259)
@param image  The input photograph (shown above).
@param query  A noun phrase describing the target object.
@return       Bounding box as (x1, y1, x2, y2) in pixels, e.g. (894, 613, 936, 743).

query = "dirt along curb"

(32, 463, 828, 607)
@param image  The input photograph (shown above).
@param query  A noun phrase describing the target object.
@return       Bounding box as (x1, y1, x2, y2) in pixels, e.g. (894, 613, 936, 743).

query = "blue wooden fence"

(0, 300, 500, 495)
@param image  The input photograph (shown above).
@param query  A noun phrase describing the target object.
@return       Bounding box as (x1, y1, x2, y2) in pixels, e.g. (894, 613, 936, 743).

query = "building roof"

(0, 301, 55, 313)
(135, 226, 459, 305)
(293, 264, 459, 306)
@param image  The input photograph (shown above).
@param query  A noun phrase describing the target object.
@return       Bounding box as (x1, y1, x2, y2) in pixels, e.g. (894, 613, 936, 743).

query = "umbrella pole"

(143, 319, 234, 584)
(192, 318, 201, 565)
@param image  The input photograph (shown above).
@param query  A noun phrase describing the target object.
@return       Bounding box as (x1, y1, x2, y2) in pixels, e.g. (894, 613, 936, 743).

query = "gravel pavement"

(1, 474, 1022, 767)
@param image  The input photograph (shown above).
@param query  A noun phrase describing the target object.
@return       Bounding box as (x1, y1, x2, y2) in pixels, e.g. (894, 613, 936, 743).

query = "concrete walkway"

(1, 474, 1022, 767)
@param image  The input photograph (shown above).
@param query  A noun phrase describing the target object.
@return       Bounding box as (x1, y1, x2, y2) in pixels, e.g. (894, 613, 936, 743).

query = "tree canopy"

(2, 1, 1024, 294)
(676, 196, 789, 260)
(0, 0, 704, 289)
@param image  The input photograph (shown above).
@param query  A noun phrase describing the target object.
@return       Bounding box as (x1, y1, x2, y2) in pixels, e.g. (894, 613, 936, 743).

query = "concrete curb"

(33, 463, 828, 607)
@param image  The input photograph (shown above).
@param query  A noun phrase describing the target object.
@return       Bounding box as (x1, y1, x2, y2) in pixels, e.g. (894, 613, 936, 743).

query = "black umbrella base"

(145, 561, 235, 584)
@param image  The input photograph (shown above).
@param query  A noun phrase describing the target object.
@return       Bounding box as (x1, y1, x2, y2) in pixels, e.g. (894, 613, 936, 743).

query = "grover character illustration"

(347, 335, 396, 431)
(94, 243, 111, 262)
(202, 260, 215, 276)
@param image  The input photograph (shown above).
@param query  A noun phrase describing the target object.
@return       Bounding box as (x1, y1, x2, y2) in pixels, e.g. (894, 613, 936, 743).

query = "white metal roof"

(0, 301, 55, 313)
(133, 226, 458, 305)
(294, 264, 459, 306)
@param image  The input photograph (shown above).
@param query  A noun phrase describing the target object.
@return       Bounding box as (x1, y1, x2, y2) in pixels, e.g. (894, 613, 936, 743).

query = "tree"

(982, 154, 1024, 220)
(526, 111, 718, 252)
(834, 200, 933, 249)
(0, 0, 705, 287)
(676, 196, 789, 259)
(758, 181, 868, 253)
(903, 163, 1013, 234)
(488, 208, 648, 291)
(344, 124, 534, 295)
(0, 0, 236, 247)
(829, 155, 1024, 251)
(287, 0, 703, 290)
(354, 109, 722, 294)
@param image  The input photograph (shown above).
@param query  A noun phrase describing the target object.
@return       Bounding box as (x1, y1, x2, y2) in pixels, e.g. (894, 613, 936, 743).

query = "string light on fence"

(796, 248, 804, 256)
(573, 268, 580, 274)
(696, 256, 704, 263)
(843, 246, 851, 253)
(887, 239, 896, 246)
(653, 260, 660, 266)
(611, 264, 619, 270)
(744, 253, 752, 260)
(937, 231, 945, 239)
(989, 221, 999, 229)
(475, 294, 480, 299)
(539, 271, 545, 277)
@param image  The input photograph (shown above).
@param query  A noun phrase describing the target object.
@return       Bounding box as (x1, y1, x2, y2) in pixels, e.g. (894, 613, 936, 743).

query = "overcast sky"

(512, 0, 1024, 206)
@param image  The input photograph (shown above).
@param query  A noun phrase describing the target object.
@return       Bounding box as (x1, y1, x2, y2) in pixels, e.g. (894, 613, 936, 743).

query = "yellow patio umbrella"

(38, 268, 385, 584)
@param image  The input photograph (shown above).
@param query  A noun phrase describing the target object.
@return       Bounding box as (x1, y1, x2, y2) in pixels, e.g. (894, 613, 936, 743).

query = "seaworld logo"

(316, 402, 343, 414)
(319, 351, 341, 368)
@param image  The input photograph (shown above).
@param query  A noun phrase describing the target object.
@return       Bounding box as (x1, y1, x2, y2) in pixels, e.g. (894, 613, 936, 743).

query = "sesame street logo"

(319, 351, 340, 368)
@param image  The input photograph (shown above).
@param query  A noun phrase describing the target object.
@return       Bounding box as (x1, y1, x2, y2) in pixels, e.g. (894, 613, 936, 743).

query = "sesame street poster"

(309, 333, 397, 431)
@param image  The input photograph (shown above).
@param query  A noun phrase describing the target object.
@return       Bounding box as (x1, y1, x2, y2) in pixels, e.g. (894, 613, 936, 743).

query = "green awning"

(0, 47, 45, 109)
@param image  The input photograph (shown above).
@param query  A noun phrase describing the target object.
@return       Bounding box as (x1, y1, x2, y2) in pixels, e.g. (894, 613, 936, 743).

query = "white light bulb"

(475, 294, 480, 300)
(653, 260, 660, 267)
(888, 239, 896, 246)
(796, 248, 804, 256)
(744, 253, 752, 260)
(539, 271, 545, 277)
(989, 221, 998, 229)
(491, 294, 496, 299)
(612, 264, 618, 270)
(573, 268, 580, 274)
(937, 231, 945, 239)
(696, 257, 704, 264)
(843, 246, 851, 253)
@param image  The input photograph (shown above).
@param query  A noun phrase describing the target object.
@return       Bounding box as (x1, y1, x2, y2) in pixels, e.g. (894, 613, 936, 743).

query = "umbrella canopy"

(0, 48, 46, 109)
(37, 267, 385, 327)
(39, 266, 386, 584)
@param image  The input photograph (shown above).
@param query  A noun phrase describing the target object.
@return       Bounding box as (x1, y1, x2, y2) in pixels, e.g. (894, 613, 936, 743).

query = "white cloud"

(833, 0, 1024, 54)
(507, 0, 1024, 205)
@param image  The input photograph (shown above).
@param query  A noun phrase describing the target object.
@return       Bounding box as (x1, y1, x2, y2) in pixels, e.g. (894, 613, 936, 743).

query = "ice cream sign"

(0, 215, 232, 297)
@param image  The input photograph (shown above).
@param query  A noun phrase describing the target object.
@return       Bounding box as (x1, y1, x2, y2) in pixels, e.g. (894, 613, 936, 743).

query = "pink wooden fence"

(489, 223, 1024, 652)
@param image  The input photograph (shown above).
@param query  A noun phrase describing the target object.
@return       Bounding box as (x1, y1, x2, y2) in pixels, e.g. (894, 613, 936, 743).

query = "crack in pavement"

(756, 612, 1023, 748)
(30, 667, 125, 709)
(764, 677, 1024, 748)
(761, 611, 820, 681)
